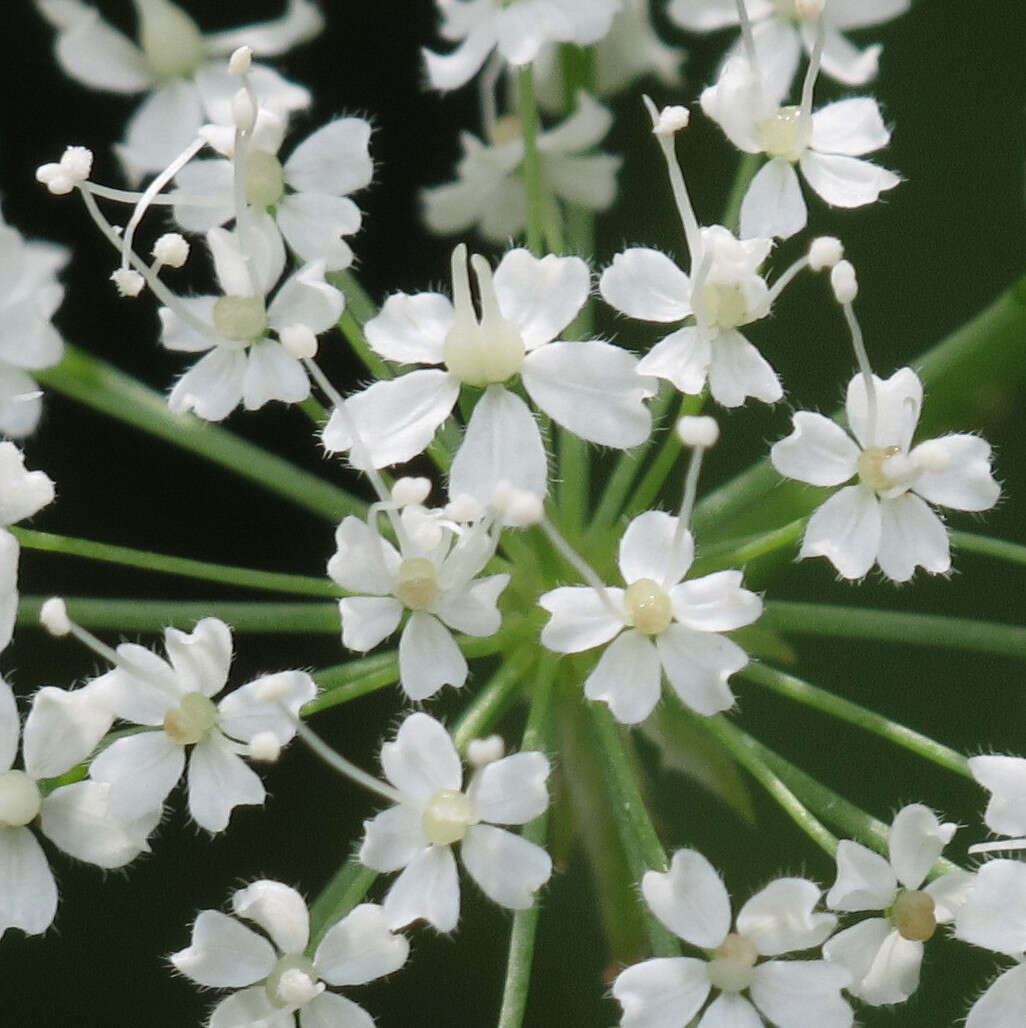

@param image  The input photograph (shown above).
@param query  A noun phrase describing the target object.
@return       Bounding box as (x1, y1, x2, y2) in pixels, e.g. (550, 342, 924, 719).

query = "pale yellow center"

(443, 321, 525, 388)
(163, 691, 218, 746)
(0, 770, 42, 827)
(213, 295, 267, 342)
(265, 954, 321, 1008)
(624, 578, 673, 636)
(892, 889, 937, 942)
(245, 152, 286, 208)
(397, 557, 438, 611)
(422, 788, 473, 846)
(698, 282, 750, 331)
(857, 445, 902, 492)
(706, 932, 759, 993)
(759, 106, 811, 161)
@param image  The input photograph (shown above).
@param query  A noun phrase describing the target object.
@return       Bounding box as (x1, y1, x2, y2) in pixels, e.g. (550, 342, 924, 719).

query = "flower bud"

(831, 260, 858, 304)
(809, 236, 843, 271)
(40, 597, 71, 636)
(677, 415, 719, 448)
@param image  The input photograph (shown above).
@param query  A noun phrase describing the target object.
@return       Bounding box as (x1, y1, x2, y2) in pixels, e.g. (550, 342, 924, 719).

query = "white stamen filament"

(540, 516, 623, 622)
(798, 11, 825, 130)
(767, 255, 811, 304)
(666, 439, 708, 590)
(841, 299, 879, 445)
(733, 0, 762, 78)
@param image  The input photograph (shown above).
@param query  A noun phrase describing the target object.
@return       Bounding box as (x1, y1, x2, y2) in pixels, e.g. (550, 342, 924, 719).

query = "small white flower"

(359, 712, 552, 931)
(86, 618, 317, 832)
(823, 804, 971, 1005)
(329, 510, 510, 701)
(422, 93, 621, 243)
(613, 848, 851, 1027)
(171, 881, 408, 1027)
(539, 510, 762, 724)
(37, 0, 322, 179)
(771, 367, 1001, 581)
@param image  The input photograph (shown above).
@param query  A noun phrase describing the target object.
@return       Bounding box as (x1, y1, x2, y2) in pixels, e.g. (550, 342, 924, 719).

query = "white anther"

(229, 46, 254, 77)
(40, 597, 72, 637)
(36, 146, 93, 194)
(279, 323, 318, 360)
(652, 104, 690, 136)
(677, 415, 719, 448)
(392, 477, 432, 507)
(808, 236, 843, 271)
(111, 268, 145, 298)
(467, 735, 505, 769)
(830, 260, 858, 304)
(153, 233, 190, 268)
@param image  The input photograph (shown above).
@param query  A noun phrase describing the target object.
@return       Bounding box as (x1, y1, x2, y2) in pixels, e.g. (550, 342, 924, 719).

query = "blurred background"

(2, 0, 1026, 1023)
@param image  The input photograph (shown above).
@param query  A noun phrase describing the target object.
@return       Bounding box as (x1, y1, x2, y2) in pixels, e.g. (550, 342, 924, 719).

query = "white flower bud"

(153, 233, 189, 268)
(232, 88, 257, 133)
(111, 268, 145, 297)
(808, 236, 843, 271)
(831, 260, 858, 304)
(467, 735, 505, 769)
(279, 324, 318, 360)
(392, 477, 432, 507)
(229, 46, 253, 77)
(40, 597, 72, 636)
(677, 415, 719, 448)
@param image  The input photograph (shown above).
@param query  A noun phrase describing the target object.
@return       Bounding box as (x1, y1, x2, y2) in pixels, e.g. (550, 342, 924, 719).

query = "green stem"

(950, 530, 1026, 567)
(763, 601, 1026, 661)
(557, 430, 589, 541)
(518, 66, 545, 256)
(496, 653, 558, 1028)
(306, 650, 401, 714)
(332, 269, 380, 327)
(338, 308, 392, 381)
(741, 663, 971, 777)
(38, 344, 363, 522)
(14, 528, 340, 598)
(722, 154, 762, 234)
(307, 857, 378, 952)
(688, 518, 805, 577)
(588, 704, 679, 957)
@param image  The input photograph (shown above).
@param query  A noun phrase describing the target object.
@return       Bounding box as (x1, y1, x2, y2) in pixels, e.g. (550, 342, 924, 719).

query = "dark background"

(2, 1, 1026, 1024)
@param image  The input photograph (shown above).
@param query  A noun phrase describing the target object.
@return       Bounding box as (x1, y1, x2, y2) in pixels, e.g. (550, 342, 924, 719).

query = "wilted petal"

(382, 844, 460, 931)
(584, 629, 662, 725)
(599, 248, 693, 323)
(232, 880, 309, 956)
(737, 877, 836, 955)
(170, 909, 276, 988)
(613, 956, 711, 1028)
(187, 736, 265, 833)
(771, 412, 859, 487)
(800, 485, 881, 579)
(380, 712, 462, 802)
(641, 848, 731, 949)
(461, 823, 551, 908)
(0, 826, 58, 939)
(877, 493, 950, 582)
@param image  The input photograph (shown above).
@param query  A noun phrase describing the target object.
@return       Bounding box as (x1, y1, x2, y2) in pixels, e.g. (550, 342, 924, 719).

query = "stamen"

(667, 416, 718, 588)
(733, 0, 762, 77)
(798, 7, 825, 128)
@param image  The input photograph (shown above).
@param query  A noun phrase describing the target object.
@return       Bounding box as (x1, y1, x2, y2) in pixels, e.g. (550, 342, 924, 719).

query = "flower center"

(245, 152, 286, 208)
(137, 0, 205, 81)
(163, 691, 218, 745)
(759, 106, 811, 162)
(624, 578, 673, 636)
(443, 246, 525, 387)
(422, 788, 473, 846)
(892, 889, 937, 942)
(213, 295, 267, 342)
(706, 932, 759, 993)
(698, 282, 751, 332)
(0, 770, 42, 827)
(857, 445, 902, 493)
(397, 557, 439, 611)
(265, 954, 324, 1008)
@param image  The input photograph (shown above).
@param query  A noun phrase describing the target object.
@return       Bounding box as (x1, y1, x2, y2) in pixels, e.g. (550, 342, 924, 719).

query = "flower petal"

(382, 844, 460, 931)
(467, 751, 550, 826)
(217, 671, 317, 745)
(966, 963, 1026, 1028)
(826, 840, 896, 912)
(461, 823, 551, 909)
(656, 625, 746, 716)
(339, 596, 403, 652)
(433, 573, 508, 637)
(315, 902, 408, 986)
(800, 485, 881, 579)
(276, 193, 360, 271)
(670, 571, 762, 633)
(619, 510, 692, 585)
(364, 291, 453, 365)
(284, 117, 373, 196)
(699, 993, 764, 1028)
(118, 81, 203, 179)
(799, 151, 900, 209)
(707, 329, 782, 407)
(737, 877, 836, 955)
(955, 859, 1026, 956)
(493, 250, 589, 350)
(877, 493, 950, 582)
(360, 803, 426, 874)
(168, 347, 247, 422)
(187, 736, 265, 833)
(267, 260, 345, 336)
(771, 412, 860, 487)
(969, 754, 1026, 836)
(613, 956, 711, 1028)
(599, 248, 693, 323)
(170, 909, 276, 988)
(22, 683, 114, 780)
(749, 959, 853, 1027)
(642, 848, 731, 949)
(538, 586, 625, 653)
(0, 826, 58, 939)
(888, 803, 956, 889)
(811, 98, 891, 156)
(380, 712, 462, 801)
(88, 730, 184, 822)
(327, 515, 400, 595)
(911, 434, 1000, 511)
(164, 617, 234, 697)
(0, 677, 19, 772)
(232, 879, 309, 956)
(636, 327, 711, 395)
(398, 613, 468, 700)
(208, 988, 286, 1028)
(740, 159, 806, 241)
(241, 341, 309, 411)
(584, 629, 663, 725)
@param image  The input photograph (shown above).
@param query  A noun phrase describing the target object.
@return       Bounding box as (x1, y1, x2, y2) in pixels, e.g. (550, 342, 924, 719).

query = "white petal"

(799, 151, 900, 209)
(170, 909, 276, 988)
(585, 630, 663, 725)
(359, 804, 427, 873)
(364, 292, 452, 365)
(911, 435, 1000, 511)
(96, 649, 178, 725)
(749, 960, 853, 1027)
(208, 988, 285, 1028)
(380, 712, 462, 802)
(0, 445, 56, 525)
(315, 902, 408, 986)
(522, 340, 655, 447)
(495, 3, 573, 65)
(267, 261, 345, 336)
(538, 586, 625, 653)
(449, 386, 548, 503)
(168, 347, 247, 422)
(641, 848, 731, 949)
(195, 63, 311, 126)
(467, 752, 550, 826)
(815, 27, 882, 86)
(461, 823, 551, 909)
(877, 493, 950, 582)
(382, 844, 460, 931)
(771, 412, 860, 487)
(969, 755, 1026, 836)
(398, 613, 468, 700)
(118, 81, 202, 178)
(811, 98, 891, 156)
(327, 515, 400, 594)
(0, 826, 57, 938)
(0, 677, 18, 771)
(422, 21, 497, 91)
(542, 152, 621, 211)
(187, 736, 265, 833)
(956, 859, 1026, 956)
(665, 0, 748, 31)
(599, 249, 693, 323)
(433, 574, 508, 637)
(613, 956, 711, 1028)
(925, 868, 974, 924)
(846, 367, 922, 452)
(736, 877, 836, 955)
(242, 341, 309, 411)
(323, 371, 459, 469)
(739, 159, 807, 241)
(0, 368, 44, 439)
(158, 296, 217, 354)
(339, 596, 402, 652)
(670, 571, 762, 632)
(822, 918, 893, 994)
(232, 880, 309, 956)
(707, 329, 782, 407)
(636, 327, 711, 396)
(889, 803, 956, 889)
(800, 485, 881, 580)
(164, 617, 233, 697)
(656, 625, 746, 716)
(276, 193, 361, 271)
(826, 840, 896, 912)
(966, 964, 1026, 1028)
(45, 4, 152, 92)
(203, 0, 325, 56)
(620, 510, 692, 585)
(170, 159, 233, 232)
(302, 992, 375, 1028)
(699, 993, 764, 1028)
(850, 927, 923, 1006)
(88, 731, 184, 822)
(284, 117, 373, 196)
(22, 684, 112, 779)
(217, 671, 317, 745)
(492, 250, 590, 349)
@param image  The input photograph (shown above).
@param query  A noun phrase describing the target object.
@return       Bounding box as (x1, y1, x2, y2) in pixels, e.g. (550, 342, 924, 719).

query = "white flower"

(37, 0, 321, 178)
(669, 0, 910, 87)
(770, 367, 1001, 581)
(822, 804, 971, 1005)
(159, 224, 344, 420)
(0, 677, 154, 939)
(969, 755, 1026, 838)
(614, 848, 851, 1028)
(173, 109, 372, 270)
(422, 92, 621, 243)
(700, 54, 899, 239)
(323, 244, 655, 503)
(171, 881, 408, 1027)
(539, 510, 762, 724)
(329, 510, 509, 701)
(0, 215, 67, 437)
(955, 860, 1026, 1028)
(359, 712, 552, 931)
(601, 227, 783, 407)
(423, 0, 620, 91)
(86, 618, 317, 832)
